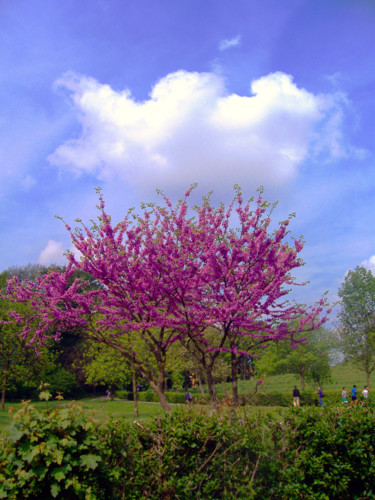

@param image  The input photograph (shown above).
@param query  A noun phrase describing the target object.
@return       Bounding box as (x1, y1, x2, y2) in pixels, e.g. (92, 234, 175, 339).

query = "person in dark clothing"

(293, 386, 301, 407)
(317, 386, 324, 406)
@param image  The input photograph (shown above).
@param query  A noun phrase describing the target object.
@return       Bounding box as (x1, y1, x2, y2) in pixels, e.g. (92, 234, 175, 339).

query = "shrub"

(137, 390, 159, 402)
(102, 407, 273, 499)
(114, 390, 133, 400)
(165, 391, 186, 404)
(0, 397, 112, 499)
(269, 403, 375, 499)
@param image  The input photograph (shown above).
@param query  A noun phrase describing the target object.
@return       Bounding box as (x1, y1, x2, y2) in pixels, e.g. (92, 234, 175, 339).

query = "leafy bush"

(269, 403, 375, 499)
(0, 397, 111, 499)
(136, 390, 157, 402)
(114, 390, 133, 400)
(102, 407, 273, 499)
(165, 391, 186, 404)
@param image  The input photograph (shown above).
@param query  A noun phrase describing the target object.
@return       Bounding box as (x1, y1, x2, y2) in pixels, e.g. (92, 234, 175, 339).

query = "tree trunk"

(366, 369, 370, 387)
(197, 372, 205, 395)
(150, 364, 171, 412)
(205, 370, 218, 405)
(132, 368, 139, 418)
(231, 352, 239, 406)
(1, 372, 7, 411)
(151, 381, 171, 412)
(300, 372, 305, 391)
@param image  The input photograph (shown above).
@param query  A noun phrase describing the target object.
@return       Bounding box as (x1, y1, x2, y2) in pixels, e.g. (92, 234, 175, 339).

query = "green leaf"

(52, 469, 66, 482)
(79, 454, 102, 470)
(51, 483, 61, 498)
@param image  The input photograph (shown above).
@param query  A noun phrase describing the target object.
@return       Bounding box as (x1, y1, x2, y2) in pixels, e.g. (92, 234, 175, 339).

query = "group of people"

(292, 384, 370, 407)
(342, 384, 369, 406)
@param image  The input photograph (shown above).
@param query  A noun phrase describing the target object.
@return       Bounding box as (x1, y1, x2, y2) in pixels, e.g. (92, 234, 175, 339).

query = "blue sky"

(0, 0, 374, 308)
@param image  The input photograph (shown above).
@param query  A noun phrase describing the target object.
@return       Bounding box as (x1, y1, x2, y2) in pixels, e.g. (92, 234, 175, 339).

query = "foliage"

(80, 340, 132, 390)
(0, 272, 55, 409)
(1, 393, 375, 498)
(47, 367, 79, 396)
(102, 407, 272, 499)
(0, 395, 112, 499)
(255, 328, 332, 390)
(338, 266, 375, 385)
(270, 404, 375, 499)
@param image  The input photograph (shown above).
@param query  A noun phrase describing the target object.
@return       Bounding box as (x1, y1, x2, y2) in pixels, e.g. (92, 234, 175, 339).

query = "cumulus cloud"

(218, 35, 241, 51)
(361, 255, 375, 275)
(49, 70, 348, 194)
(38, 240, 66, 266)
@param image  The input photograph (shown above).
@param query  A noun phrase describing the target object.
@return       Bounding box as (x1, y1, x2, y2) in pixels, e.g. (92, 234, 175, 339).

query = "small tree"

(255, 327, 332, 390)
(338, 266, 375, 386)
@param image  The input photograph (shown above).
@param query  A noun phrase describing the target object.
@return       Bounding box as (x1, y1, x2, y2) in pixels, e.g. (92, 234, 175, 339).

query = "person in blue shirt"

(351, 385, 358, 406)
(317, 387, 324, 406)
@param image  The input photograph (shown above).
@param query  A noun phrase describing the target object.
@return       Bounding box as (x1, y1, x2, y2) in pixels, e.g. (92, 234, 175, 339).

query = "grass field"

(0, 399, 167, 433)
(214, 362, 375, 395)
(0, 398, 286, 434)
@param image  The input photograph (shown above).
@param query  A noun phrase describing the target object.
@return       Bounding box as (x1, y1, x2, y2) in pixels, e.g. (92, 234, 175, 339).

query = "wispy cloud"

(218, 35, 241, 51)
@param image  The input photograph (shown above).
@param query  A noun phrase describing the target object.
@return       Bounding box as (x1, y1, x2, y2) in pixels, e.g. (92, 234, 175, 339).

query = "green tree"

(82, 341, 132, 390)
(255, 328, 331, 390)
(338, 266, 375, 386)
(0, 272, 55, 409)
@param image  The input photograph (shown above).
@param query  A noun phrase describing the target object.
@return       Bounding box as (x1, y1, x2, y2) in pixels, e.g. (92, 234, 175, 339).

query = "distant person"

(293, 386, 301, 407)
(184, 392, 193, 404)
(361, 385, 369, 405)
(342, 387, 348, 404)
(351, 385, 358, 406)
(317, 386, 324, 406)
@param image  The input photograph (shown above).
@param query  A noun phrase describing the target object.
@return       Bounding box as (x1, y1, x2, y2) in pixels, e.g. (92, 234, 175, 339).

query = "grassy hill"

(213, 362, 374, 396)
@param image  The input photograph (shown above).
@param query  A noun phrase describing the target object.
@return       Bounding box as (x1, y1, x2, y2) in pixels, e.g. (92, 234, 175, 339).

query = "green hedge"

(270, 402, 375, 498)
(116, 388, 351, 407)
(1, 399, 375, 498)
(115, 390, 188, 404)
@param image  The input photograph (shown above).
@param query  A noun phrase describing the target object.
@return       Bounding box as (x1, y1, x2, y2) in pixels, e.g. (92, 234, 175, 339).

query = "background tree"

(338, 266, 375, 386)
(0, 272, 54, 409)
(254, 327, 332, 390)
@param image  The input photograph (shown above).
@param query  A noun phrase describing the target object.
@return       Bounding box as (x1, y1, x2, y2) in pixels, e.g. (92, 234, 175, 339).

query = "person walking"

(342, 387, 348, 404)
(317, 386, 324, 406)
(361, 385, 369, 405)
(293, 385, 301, 407)
(351, 385, 358, 406)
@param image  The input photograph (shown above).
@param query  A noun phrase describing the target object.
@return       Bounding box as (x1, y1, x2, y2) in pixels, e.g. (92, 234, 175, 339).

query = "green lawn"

(213, 362, 374, 395)
(0, 397, 287, 434)
(0, 398, 167, 434)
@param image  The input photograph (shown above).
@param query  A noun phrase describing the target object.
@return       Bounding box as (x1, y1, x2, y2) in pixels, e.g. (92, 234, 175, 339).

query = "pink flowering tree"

(5, 188, 207, 411)
(170, 187, 330, 404)
(4, 187, 330, 410)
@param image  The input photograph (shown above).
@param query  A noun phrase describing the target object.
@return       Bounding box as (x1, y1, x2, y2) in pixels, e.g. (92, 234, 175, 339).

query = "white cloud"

(218, 35, 241, 51)
(38, 240, 66, 266)
(361, 255, 375, 275)
(49, 70, 349, 195)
